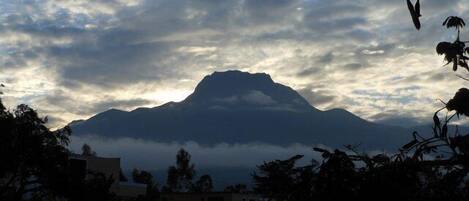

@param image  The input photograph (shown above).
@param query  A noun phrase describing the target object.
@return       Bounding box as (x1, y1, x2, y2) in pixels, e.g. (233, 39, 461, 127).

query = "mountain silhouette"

(71, 70, 409, 149)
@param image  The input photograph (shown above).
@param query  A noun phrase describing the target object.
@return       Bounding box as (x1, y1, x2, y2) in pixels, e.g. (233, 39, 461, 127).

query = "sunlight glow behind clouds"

(1, 0, 469, 128)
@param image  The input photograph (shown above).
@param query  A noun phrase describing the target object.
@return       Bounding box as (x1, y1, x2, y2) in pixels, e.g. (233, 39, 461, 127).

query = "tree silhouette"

(253, 155, 316, 201)
(0, 100, 71, 200)
(224, 184, 248, 193)
(0, 91, 117, 200)
(191, 174, 213, 193)
(81, 143, 97, 156)
(443, 16, 466, 39)
(133, 169, 154, 185)
(436, 17, 469, 71)
(164, 148, 196, 192)
(119, 169, 128, 182)
(132, 168, 159, 201)
(65, 171, 116, 201)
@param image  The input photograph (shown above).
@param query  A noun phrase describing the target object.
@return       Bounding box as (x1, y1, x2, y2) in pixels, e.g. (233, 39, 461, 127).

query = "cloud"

(1, 0, 469, 128)
(297, 88, 336, 107)
(214, 96, 239, 104)
(69, 135, 323, 170)
(242, 90, 276, 105)
(370, 111, 428, 128)
(342, 63, 364, 71)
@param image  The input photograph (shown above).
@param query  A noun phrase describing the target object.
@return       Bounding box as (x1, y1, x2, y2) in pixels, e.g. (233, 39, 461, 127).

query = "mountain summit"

(183, 70, 314, 112)
(71, 70, 409, 149)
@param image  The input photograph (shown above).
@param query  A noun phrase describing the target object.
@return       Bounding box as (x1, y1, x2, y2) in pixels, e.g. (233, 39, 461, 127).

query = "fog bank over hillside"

(69, 135, 325, 171)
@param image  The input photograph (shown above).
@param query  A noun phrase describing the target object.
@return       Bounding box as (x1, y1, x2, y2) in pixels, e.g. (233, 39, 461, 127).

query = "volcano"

(71, 70, 410, 149)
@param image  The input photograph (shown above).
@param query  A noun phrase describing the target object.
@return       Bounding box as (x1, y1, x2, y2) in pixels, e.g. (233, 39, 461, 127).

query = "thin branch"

(446, 113, 457, 122)
(0, 172, 18, 195)
(456, 74, 469, 81)
(437, 99, 447, 105)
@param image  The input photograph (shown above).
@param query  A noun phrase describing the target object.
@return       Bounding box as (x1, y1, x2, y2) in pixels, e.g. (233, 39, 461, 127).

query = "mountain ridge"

(70, 70, 410, 150)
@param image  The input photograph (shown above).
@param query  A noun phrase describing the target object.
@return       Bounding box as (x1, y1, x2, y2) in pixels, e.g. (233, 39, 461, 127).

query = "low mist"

(69, 135, 324, 171)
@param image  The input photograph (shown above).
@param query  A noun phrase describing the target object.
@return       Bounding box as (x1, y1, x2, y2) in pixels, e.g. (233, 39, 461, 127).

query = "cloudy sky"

(1, 0, 469, 128)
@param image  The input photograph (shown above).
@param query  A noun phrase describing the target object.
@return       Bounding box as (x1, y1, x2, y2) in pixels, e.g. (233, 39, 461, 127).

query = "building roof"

(69, 153, 120, 160)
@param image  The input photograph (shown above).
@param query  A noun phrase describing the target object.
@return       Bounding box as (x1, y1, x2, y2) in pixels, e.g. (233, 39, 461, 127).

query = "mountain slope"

(71, 70, 410, 149)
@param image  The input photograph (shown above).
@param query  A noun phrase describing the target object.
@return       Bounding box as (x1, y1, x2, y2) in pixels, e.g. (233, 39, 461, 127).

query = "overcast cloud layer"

(1, 0, 469, 128)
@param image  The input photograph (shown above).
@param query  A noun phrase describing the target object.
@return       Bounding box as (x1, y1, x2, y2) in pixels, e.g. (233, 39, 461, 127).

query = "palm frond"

(443, 16, 465, 29)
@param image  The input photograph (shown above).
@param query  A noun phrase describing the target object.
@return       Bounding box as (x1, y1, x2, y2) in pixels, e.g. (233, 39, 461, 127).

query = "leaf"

(372, 154, 389, 163)
(313, 147, 329, 153)
(444, 16, 465, 29)
(402, 139, 418, 150)
(436, 42, 452, 55)
(433, 125, 439, 137)
(453, 58, 458, 71)
(433, 112, 441, 131)
(412, 131, 418, 140)
(441, 124, 448, 138)
(407, 0, 421, 30)
(443, 17, 449, 26)
(459, 60, 468, 68)
(415, 0, 420, 16)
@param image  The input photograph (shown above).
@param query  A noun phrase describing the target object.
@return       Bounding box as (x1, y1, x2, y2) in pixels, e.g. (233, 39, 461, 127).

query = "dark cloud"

(91, 98, 152, 113)
(302, 1, 368, 35)
(297, 88, 336, 106)
(48, 40, 177, 88)
(318, 52, 334, 63)
(241, 0, 301, 24)
(342, 63, 363, 71)
(371, 112, 427, 128)
(39, 89, 153, 126)
(297, 67, 322, 77)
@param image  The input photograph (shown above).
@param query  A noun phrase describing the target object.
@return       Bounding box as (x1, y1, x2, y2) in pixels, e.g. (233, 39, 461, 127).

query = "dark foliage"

(443, 16, 466, 30)
(407, 0, 422, 30)
(254, 136, 469, 201)
(0, 97, 117, 201)
(436, 40, 468, 71)
(191, 175, 213, 193)
(132, 169, 159, 201)
(224, 184, 248, 193)
(81, 143, 97, 156)
(133, 169, 154, 185)
(254, 11, 469, 201)
(119, 169, 128, 182)
(447, 88, 469, 117)
(164, 149, 196, 192)
(0, 100, 71, 200)
(436, 16, 469, 71)
(65, 171, 117, 201)
(253, 155, 316, 201)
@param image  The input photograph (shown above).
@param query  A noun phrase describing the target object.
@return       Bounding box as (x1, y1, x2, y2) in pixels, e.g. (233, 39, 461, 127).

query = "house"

(160, 192, 261, 201)
(69, 154, 147, 199)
